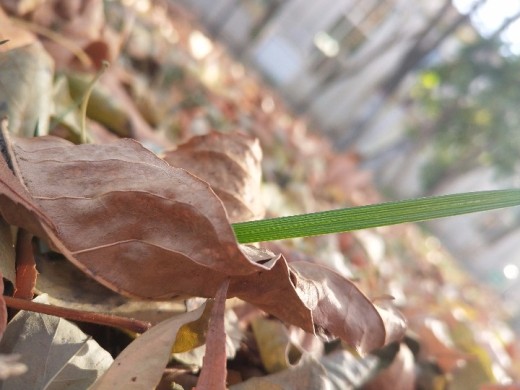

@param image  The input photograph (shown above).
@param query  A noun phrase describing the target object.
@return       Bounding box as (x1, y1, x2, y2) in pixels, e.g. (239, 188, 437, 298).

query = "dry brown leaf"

(0, 217, 15, 284)
(163, 131, 264, 222)
(290, 261, 405, 354)
(0, 132, 401, 354)
(195, 280, 229, 390)
(0, 272, 6, 340)
(6, 135, 264, 297)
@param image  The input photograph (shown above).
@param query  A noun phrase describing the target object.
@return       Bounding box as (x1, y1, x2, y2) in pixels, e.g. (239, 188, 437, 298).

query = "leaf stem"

(232, 189, 520, 243)
(80, 61, 109, 144)
(4, 296, 151, 334)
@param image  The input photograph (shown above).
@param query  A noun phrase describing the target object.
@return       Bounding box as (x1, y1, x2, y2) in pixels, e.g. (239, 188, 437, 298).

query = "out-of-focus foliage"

(409, 36, 520, 190)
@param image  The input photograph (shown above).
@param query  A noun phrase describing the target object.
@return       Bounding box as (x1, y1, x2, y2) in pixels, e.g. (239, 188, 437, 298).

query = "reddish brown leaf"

(195, 279, 229, 390)
(0, 123, 55, 238)
(289, 261, 405, 354)
(5, 135, 265, 298)
(163, 131, 264, 222)
(13, 229, 37, 299)
(230, 254, 314, 334)
(0, 133, 402, 353)
(0, 271, 6, 340)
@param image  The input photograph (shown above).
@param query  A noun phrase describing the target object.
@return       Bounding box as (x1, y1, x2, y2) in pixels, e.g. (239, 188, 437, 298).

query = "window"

(312, 0, 392, 61)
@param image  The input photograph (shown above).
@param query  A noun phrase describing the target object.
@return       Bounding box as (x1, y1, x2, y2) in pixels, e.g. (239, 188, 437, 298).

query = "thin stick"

(4, 296, 151, 334)
(80, 61, 110, 144)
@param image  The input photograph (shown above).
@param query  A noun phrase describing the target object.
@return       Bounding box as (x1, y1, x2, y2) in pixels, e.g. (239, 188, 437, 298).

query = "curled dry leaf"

(5, 134, 265, 298)
(195, 280, 229, 390)
(0, 132, 403, 354)
(0, 272, 6, 340)
(290, 261, 406, 353)
(163, 131, 265, 222)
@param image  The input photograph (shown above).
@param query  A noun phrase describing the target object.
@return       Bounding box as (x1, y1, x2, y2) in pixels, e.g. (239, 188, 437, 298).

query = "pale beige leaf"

(0, 41, 53, 136)
(0, 295, 113, 390)
(91, 304, 206, 390)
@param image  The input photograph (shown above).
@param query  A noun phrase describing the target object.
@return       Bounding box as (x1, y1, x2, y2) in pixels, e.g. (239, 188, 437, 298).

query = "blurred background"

(175, 0, 520, 324)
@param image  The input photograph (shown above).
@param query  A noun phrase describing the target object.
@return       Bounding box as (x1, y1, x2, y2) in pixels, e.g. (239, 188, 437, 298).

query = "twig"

(4, 296, 151, 334)
(80, 61, 109, 144)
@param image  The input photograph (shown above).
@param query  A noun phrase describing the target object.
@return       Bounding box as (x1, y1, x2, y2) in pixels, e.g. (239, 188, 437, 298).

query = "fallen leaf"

(195, 279, 229, 390)
(0, 295, 113, 389)
(0, 122, 56, 239)
(4, 134, 267, 298)
(230, 349, 381, 390)
(0, 41, 54, 136)
(251, 317, 293, 373)
(289, 261, 405, 354)
(173, 303, 243, 365)
(163, 131, 264, 222)
(0, 272, 6, 340)
(0, 132, 403, 354)
(91, 303, 206, 390)
(0, 218, 15, 283)
(229, 356, 327, 390)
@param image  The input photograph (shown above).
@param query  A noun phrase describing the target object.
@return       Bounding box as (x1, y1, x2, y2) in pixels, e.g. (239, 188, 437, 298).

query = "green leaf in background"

(232, 189, 520, 243)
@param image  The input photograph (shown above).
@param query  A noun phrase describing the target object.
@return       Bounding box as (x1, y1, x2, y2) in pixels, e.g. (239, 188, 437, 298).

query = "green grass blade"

(232, 189, 520, 243)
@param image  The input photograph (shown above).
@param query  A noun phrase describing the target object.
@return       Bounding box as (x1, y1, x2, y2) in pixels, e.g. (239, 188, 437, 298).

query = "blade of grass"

(232, 189, 520, 243)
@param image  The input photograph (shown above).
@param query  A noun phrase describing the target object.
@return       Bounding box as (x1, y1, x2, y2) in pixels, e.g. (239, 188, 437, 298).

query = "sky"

(453, 0, 520, 52)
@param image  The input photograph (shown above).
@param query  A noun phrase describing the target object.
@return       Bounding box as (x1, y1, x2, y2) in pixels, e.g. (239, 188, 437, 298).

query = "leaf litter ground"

(0, 1, 519, 389)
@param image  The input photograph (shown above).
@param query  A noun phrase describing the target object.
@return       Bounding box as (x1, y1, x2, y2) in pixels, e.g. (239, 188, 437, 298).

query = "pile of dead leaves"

(0, 1, 519, 389)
